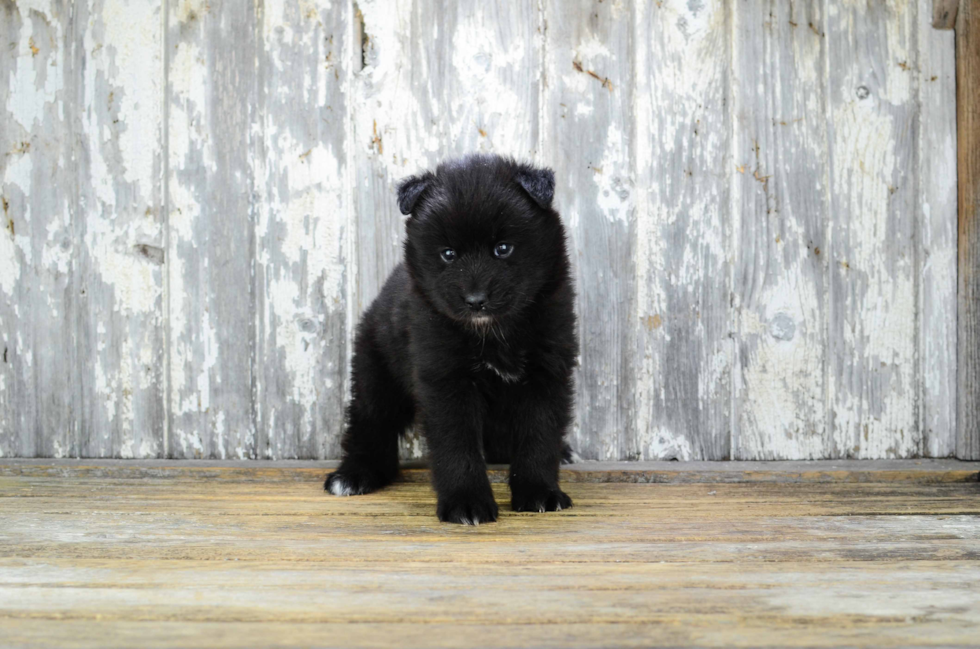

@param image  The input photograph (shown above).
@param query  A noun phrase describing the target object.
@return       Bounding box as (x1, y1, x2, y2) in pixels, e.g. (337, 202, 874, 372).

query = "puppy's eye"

(440, 248, 457, 263)
(493, 242, 514, 259)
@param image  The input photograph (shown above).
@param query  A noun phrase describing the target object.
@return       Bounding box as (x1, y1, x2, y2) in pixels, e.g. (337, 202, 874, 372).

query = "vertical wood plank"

(632, 0, 732, 460)
(166, 0, 257, 458)
(253, 0, 351, 459)
(827, 0, 918, 458)
(543, 0, 634, 461)
(917, 0, 957, 457)
(731, 0, 829, 459)
(957, 0, 980, 459)
(73, 0, 166, 458)
(0, 1, 75, 458)
(352, 0, 540, 459)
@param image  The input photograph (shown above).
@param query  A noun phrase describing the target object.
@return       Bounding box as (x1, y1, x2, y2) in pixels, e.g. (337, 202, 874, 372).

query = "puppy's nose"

(465, 292, 487, 311)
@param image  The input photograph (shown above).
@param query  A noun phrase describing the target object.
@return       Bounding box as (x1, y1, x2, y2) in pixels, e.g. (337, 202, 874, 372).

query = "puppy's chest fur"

(472, 335, 527, 384)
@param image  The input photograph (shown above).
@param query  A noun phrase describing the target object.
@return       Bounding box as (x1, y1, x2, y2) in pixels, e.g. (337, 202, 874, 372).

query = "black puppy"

(325, 154, 577, 524)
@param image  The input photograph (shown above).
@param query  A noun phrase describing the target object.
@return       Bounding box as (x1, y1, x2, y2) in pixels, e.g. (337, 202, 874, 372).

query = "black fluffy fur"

(325, 154, 577, 525)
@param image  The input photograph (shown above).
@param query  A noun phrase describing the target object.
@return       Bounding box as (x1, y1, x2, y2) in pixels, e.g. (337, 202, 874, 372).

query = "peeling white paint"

(631, 0, 731, 460)
(4, 151, 32, 199)
(593, 122, 632, 224)
(830, 100, 916, 458)
(253, 0, 353, 459)
(729, 0, 830, 460)
(98, 0, 163, 188)
(0, 226, 21, 296)
(6, 17, 63, 130)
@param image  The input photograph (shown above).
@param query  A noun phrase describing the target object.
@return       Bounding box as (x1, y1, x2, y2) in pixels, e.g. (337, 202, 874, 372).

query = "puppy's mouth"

(469, 313, 493, 325)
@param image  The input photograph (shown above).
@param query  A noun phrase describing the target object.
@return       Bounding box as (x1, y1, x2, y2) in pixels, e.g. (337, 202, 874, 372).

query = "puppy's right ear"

(515, 166, 555, 209)
(397, 173, 432, 216)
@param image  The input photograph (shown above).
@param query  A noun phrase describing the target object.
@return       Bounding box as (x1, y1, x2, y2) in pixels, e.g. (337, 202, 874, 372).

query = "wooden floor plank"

(0, 464, 978, 647)
(2, 459, 978, 483)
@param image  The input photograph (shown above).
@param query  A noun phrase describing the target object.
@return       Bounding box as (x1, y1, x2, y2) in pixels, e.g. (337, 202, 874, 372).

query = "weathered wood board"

(74, 0, 167, 459)
(3, 457, 979, 484)
(828, 0, 919, 459)
(544, 0, 635, 460)
(732, 0, 829, 460)
(0, 0, 961, 460)
(166, 0, 258, 459)
(1, 1, 75, 459)
(920, 0, 958, 457)
(253, 0, 352, 460)
(958, 0, 980, 459)
(1, 464, 980, 647)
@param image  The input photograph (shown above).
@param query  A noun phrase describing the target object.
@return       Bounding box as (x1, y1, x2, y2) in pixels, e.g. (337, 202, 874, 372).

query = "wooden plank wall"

(0, 0, 960, 461)
(957, 0, 980, 460)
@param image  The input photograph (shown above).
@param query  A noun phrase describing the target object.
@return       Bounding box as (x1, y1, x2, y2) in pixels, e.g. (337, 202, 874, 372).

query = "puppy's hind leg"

(560, 441, 579, 465)
(325, 336, 412, 496)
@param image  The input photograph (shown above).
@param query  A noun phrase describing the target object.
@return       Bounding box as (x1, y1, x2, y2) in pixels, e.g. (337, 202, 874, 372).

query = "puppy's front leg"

(506, 376, 573, 513)
(418, 378, 497, 525)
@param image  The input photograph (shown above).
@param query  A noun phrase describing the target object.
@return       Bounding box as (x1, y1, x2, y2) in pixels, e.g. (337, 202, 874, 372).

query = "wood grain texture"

(166, 0, 258, 459)
(0, 1, 75, 458)
(918, 0, 958, 457)
(73, 0, 166, 458)
(253, 0, 351, 459)
(543, 0, 635, 460)
(2, 458, 978, 483)
(958, 0, 980, 459)
(1, 466, 980, 647)
(827, 0, 919, 458)
(632, 0, 732, 460)
(732, 0, 829, 459)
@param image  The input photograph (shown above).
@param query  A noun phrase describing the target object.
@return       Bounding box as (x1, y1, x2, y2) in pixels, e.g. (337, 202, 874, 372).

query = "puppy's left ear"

(397, 173, 433, 216)
(515, 166, 555, 209)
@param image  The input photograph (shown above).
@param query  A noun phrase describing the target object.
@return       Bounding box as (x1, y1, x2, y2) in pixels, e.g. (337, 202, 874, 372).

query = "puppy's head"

(399, 154, 567, 327)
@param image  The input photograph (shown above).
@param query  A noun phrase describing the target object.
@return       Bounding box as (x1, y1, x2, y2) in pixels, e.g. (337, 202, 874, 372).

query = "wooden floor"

(1, 460, 979, 648)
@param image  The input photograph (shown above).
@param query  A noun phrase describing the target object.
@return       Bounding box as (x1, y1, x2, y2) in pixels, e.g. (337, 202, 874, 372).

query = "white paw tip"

(328, 477, 354, 497)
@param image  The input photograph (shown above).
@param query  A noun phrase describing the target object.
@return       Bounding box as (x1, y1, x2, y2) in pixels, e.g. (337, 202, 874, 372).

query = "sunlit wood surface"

(1, 461, 979, 648)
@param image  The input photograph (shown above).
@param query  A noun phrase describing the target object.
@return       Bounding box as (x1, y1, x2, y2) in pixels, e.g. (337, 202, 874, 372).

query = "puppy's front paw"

(511, 484, 572, 513)
(324, 464, 391, 496)
(437, 490, 499, 525)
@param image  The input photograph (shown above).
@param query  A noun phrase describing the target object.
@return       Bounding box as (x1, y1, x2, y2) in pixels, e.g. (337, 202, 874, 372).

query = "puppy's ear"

(515, 166, 555, 208)
(397, 173, 433, 215)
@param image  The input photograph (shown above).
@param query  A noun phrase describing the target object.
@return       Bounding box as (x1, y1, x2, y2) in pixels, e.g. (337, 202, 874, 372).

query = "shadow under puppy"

(325, 154, 577, 524)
